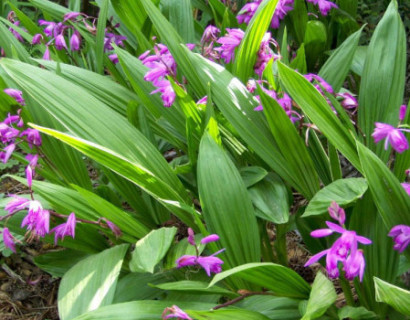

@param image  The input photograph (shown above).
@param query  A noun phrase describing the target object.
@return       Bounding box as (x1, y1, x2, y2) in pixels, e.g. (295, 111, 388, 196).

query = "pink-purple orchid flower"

(372, 123, 409, 153)
(388, 225, 410, 253)
(304, 202, 372, 281)
(176, 228, 224, 276)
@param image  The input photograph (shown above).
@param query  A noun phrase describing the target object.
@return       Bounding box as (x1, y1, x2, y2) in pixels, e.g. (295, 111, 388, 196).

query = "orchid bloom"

(162, 305, 192, 320)
(388, 225, 410, 253)
(372, 123, 409, 153)
(2, 228, 16, 253)
(51, 212, 77, 244)
(305, 203, 372, 282)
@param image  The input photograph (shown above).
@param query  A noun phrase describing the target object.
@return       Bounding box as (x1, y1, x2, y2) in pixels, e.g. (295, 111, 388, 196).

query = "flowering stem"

(274, 223, 288, 266)
(212, 291, 273, 310)
(340, 275, 355, 306)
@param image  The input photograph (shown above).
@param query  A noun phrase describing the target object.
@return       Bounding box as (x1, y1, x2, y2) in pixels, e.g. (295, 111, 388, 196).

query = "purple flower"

(237, 2, 260, 24)
(216, 28, 244, 64)
(26, 165, 33, 187)
(196, 255, 224, 276)
(20, 129, 42, 148)
(328, 201, 345, 225)
(162, 305, 192, 320)
(337, 92, 358, 110)
(55, 34, 67, 50)
(372, 123, 409, 153)
(43, 46, 51, 60)
(103, 218, 122, 238)
(187, 227, 195, 246)
(32, 33, 43, 45)
(304, 203, 371, 281)
(399, 105, 407, 122)
(4, 88, 25, 105)
(38, 20, 56, 37)
(344, 249, 365, 281)
(402, 182, 410, 196)
(9, 21, 24, 42)
(63, 12, 82, 22)
(271, 0, 294, 29)
(104, 32, 127, 52)
(151, 80, 176, 108)
(307, 0, 338, 16)
(2, 228, 16, 253)
(51, 212, 76, 244)
(197, 96, 208, 105)
(305, 74, 334, 94)
(5, 195, 30, 214)
(70, 31, 81, 51)
(388, 225, 410, 253)
(176, 255, 197, 268)
(201, 25, 220, 44)
(108, 53, 119, 64)
(201, 234, 220, 244)
(254, 32, 279, 76)
(1, 143, 15, 164)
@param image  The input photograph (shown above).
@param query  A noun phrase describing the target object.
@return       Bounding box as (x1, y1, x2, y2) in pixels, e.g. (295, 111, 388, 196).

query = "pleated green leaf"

(277, 61, 361, 171)
(188, 309, 271, 320)
(303, 178, 368, 217)
(301, 272, 337, 320)
(129, 227, 177, 273)
(260, 88, 319, 199)
(181, 48, 316, 198)
(169, 0, 195, 43)
(95, 0, 109, 74)
(71, 301, 215, 320)
(358, 0, 406, 157)
(319, 26, 363, 92)
(198, 133, 260, 268)
(0, 59, 191, 207)
(232, 0, 278, 82)
(357, 142, 410, 229)
(209, 262, 311, 299)
(154, 281, 237, 296)
(374, 277, 410, 316)
(37, 59, 136, 116)
(248, 173, 290, 224)
(31, 124, 197, 228)
(337, 306, 377, 320)
(58, 244, 129, 320)
(0, 21, 31, 63)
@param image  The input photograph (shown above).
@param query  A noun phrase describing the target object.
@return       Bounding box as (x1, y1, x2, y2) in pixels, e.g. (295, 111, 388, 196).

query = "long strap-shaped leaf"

(0, 59, 189, 204)
(31, 124, 197, 228)
(198, 133, 260, 268)
(181, 47, 321, 199)
(260, 89, 319, 198)
(358, 0, 406, 158)
(278, 61, 361, 171)
(232, 0, 278, 82)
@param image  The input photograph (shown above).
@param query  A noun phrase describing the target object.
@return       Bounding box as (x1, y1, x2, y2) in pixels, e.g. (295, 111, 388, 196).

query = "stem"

(274, 223, 288, 266)
(340, 275, 355, 306)
(260, 221, 275, 262)
(212, 291, 273, 310)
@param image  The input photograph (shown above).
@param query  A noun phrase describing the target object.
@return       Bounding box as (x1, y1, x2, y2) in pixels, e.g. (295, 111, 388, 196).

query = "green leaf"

(30, 125, 197, 228)
(277, 61, 361, 171)
(232, 0, 278, 82)
(154, 280, 237, 296)
(358, 1, 406, 158)
(70, 301, 215, 320)
(198, 133, 260, 269)
(337, 306, 377, 320)
(209, 263, 311, 299)
(169, 0, 195, 43)
(303, 178, 368, 218)
(188, 309, 271, 320)
(248, 173, 290, 224)
(260, 87, 320, 199)
(181, 48, 316, 199)
(303, 20, 327, 70)
(301, 272, 337, 320)
(58, 244, 129, 320)
(357, 142, 410, 229)
(240, 166, 268, 188)
(95, 0, 109, 74)
(37, 59, 136, 116)
(34, 249, 90, 277)
(129, 227, 177, 273)
(286, 0, 308, 45)
(0, 21, 31, 63)
(374, 277, 410, 316)
(319, 26, 363, 92)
